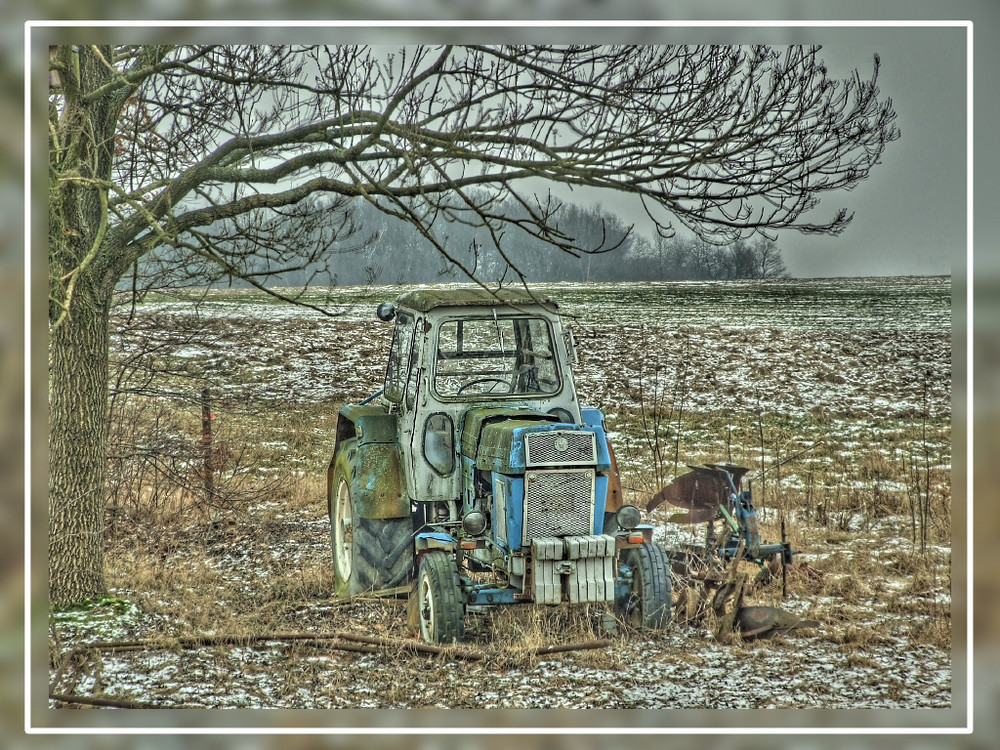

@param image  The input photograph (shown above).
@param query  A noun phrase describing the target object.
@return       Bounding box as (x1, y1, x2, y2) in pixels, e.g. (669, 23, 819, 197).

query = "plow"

(648, 463, 821, 641)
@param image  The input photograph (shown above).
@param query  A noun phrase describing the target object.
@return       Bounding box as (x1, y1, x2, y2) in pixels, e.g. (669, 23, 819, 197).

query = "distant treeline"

(134, 194, 790, 291)
(280, 196, 790, 287)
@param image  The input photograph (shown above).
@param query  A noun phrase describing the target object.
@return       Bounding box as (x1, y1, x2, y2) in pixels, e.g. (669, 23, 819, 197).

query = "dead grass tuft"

(822, 573, 873, 602)
(260, 560, 332, 605)
(478, 603, 618, 668)
(905, 606, 951, 651)
(834, 623, 879, 651)
(844, 652, 881, 669)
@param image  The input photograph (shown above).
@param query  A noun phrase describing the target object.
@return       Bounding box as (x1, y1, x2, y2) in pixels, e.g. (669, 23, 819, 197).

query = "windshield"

(434, 316, 561, 398)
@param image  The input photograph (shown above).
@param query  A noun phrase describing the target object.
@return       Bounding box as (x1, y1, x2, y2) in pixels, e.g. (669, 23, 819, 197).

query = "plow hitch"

(648, 463, 792, 571)
(650, 463, 820, 641)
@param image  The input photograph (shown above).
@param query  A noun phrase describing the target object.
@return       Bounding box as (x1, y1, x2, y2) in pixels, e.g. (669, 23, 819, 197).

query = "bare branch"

(51, 43, 899, 312)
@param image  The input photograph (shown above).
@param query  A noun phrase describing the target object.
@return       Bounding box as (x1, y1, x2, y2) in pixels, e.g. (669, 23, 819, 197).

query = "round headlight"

(615, 504, 641, 531)
(462, 510, 488, 536)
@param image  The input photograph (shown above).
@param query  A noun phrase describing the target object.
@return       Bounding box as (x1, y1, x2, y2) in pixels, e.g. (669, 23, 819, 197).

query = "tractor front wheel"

(619, 542, 672, 630)
(416, 551, 465, 644)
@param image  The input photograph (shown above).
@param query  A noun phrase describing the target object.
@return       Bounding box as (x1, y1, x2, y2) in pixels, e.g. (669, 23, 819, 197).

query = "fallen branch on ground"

(68, 631, 345, 653)
(60, 630, 486, 662)
(334, 631, 485, 661)
(530, 639, 611, 656)
(58, 630, 609, 665)
(48, 692, 181, 709)
(50, 630, 614, 709)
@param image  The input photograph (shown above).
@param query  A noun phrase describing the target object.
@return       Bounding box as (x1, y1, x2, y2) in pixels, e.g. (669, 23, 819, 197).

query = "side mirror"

(376, 302, 396, 322)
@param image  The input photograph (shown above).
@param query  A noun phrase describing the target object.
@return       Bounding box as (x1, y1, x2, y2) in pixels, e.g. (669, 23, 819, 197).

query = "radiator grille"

(524, 430, 597, 467)
(522, 469, 595, 543)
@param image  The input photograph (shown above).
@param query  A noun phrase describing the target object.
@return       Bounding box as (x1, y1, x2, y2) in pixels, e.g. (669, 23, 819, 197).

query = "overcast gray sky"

(562, 26, 968, 279)
(781, 27, 967, 278)
(33, 24, 969, 280)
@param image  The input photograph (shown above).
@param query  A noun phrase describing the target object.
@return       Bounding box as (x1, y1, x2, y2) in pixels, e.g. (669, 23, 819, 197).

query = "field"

(48, 276, 954, 718)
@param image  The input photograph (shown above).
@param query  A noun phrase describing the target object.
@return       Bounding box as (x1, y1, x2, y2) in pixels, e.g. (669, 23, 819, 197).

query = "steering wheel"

(456, 377, 512, 395)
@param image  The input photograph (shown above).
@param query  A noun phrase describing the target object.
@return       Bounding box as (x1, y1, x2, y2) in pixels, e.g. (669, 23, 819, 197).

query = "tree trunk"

(48, 275, 111, 607)
(48, 45, 131, 608)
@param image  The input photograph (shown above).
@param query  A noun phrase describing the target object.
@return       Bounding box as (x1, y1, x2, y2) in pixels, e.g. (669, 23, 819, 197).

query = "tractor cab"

(376, 288, 582, 511)
(327, 288, 671, 643)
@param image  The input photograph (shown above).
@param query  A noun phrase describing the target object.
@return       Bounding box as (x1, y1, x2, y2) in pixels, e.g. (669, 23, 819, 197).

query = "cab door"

(384, 311, 421, 496)
(402, 317, 460, 507)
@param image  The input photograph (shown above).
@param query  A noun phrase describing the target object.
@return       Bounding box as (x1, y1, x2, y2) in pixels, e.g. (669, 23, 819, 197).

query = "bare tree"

(47, 43, 898, 606)
(754, 237, 791, 279)
(726, 239, 758, 280)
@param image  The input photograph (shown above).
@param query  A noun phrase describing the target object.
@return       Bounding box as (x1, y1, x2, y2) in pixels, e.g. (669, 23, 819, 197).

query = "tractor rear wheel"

(619, 542, 672, 629)
(416, 551, 465, 644)
(330, 442, 413, 597)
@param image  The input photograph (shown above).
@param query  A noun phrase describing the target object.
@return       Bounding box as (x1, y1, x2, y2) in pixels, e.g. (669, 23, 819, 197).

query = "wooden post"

(756, 388, 766, 503)
(200, 387, 214, 503)
(780, 514, 788, 600)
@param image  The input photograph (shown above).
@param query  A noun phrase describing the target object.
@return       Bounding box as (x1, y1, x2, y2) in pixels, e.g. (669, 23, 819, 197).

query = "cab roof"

(394, 287, 558, 313)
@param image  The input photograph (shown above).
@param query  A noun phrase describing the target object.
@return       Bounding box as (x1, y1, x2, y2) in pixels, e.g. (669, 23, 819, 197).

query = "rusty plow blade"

(736, 606, 821, 641)
(646, 464, 750, 523)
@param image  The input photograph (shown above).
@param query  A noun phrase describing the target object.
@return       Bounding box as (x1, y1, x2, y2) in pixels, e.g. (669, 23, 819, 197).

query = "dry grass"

(473, 603, 622, 668)
(95, 392, 953, 669)
(62, 280, 953, 708)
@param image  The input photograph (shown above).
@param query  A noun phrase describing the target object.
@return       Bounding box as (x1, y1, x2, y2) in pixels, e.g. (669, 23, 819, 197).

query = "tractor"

(326, 287, 671, 644)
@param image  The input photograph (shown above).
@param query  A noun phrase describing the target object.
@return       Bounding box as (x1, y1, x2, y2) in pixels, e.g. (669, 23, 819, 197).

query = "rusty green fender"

(327, 404, 409, 520)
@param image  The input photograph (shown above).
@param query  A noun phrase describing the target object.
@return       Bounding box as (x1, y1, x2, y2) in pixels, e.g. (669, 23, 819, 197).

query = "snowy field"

(48, 276, 955, 721)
